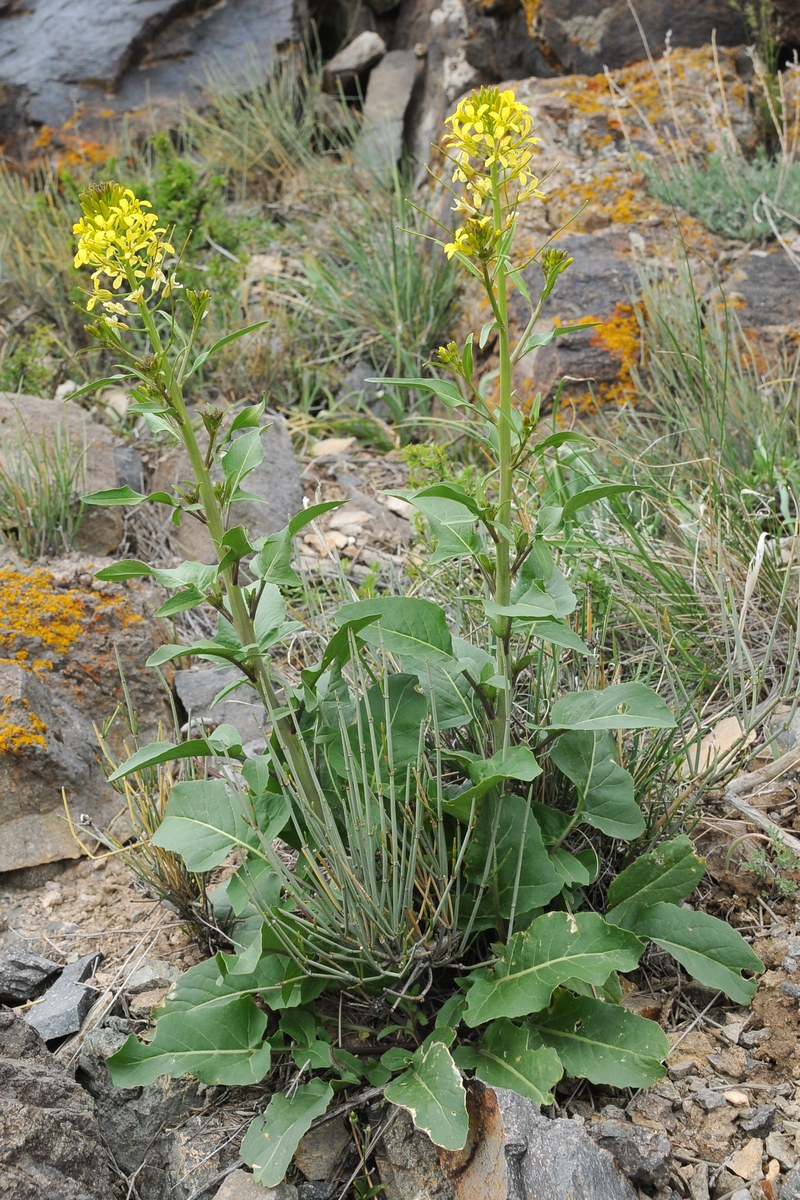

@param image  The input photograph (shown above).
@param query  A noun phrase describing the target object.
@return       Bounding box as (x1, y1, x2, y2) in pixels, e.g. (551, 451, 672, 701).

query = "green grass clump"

(0, 419, 86, 558)
(646, 148, 800, 241)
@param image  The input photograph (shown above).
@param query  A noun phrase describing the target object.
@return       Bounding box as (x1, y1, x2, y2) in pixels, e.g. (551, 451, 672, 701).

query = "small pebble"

(724, 1090, 750, 1107)
(727, 1137, 764, 1181)
(696, 1089, 729, 1112)
(740, 1105, 777, 1137)
(670, 1059, 697, 1079)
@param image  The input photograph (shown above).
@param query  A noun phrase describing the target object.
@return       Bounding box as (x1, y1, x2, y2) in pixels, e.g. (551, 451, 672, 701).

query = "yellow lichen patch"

(0, 568, 88, 668)
(557, 303, 642, 414)
(0, 695, 47, 753)
(520, 0, 540, 33)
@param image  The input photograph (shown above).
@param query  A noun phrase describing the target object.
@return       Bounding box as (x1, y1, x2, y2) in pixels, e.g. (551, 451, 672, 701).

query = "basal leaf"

(152, 779, 275, 872)
(107, 738, 227, 781)
(533, 992, 668, 1088)
(161, 947, 309, 1015)
(455, 1019, 563, 1106)
(108, 996, 271, 1087)
(549, 683, 675, 732)
(464, 911, 643, 1027)
(384, 1042, 468, 1151)
(605, 835, 706, 926)
(628, 902, 763, 1004)
(550, 730, 644, 840)
(241, 1079, 334, 1188)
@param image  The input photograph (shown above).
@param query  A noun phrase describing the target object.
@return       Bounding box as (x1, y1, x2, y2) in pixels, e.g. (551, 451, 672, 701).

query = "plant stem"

(491, 172, 514, 754)
(135, 291, 324, 810)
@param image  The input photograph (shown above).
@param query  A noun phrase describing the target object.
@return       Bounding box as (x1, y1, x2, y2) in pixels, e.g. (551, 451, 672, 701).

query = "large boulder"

(0, 0, 309, 146)
(526, 0, 746, 76)
(0, 554, 169, 871)
(376, 1083, 644, 1199)
(0, 1010, 112, 1200)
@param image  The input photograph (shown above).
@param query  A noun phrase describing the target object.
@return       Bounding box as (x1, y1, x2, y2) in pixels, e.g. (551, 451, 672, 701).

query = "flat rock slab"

(0, 949, 61, 1003)
(174, 666, 266, 748)
(356, 49, 419, 175)
(0, 553, 169, 871)
(0, 0, 308, 141)
(0, 1011, 112, 1200)
(24, 951, 101, 1043)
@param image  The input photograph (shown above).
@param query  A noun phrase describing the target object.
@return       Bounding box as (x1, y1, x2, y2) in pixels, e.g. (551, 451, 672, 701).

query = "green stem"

(134, 287, 324, 811)
(490, 174, 514, 755)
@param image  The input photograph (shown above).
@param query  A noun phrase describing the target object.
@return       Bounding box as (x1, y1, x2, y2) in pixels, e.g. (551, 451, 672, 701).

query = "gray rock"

(530, 0, 746, 76)
(77, 1024, 204, 1200)
(0, 1010, 112, 1200)
(493, 1088, 640, 1200)
(298, 1184, 335, 1200)
(113, 444, 145, 494)
(322, 31, 386, 93)
(695, 1089, 729, 1112)
(175, 666, 265, 748)
(378, 1083, 641, 1200)
(741, 1105, 777, 1137)
(0, 949, 61, 1002)
(150, 415, 303, 564)
(24, 951, 101, 1043)
(0, 392, 121, 556)
(124, 957, 181, 996)
(0, 0, 309, 143)
(587, 1117, 672, 1188)
(781, 1165, 800, 1200)
(356, 49, 419, 176)
(294, 1117, 350, 1180)
(212, 1171, 298, 1199)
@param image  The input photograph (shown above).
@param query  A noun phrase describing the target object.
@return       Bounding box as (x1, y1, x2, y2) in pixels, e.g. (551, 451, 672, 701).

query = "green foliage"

(0, 416, 86, 558)
(646, 148, 800, 241)
(68, 89, 764, 1181)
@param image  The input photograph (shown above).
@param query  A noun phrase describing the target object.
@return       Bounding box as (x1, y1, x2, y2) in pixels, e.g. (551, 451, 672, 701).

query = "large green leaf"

(550, 730, 644, 840)
(335, 597, 454, 667)
(425, 660, 477, 730)
(160, 948, 311, 1015)
(605, 835, 706, 926)
(108, 996, 271, 1087)
(408, 494, 485, 564)
(455, 1019, 563, 1106)
(628, 902, 763, 1004)
(533, 992, 668, 1087)
(464, 911, 643, 1026)
(221, 428, 264, 492)
(241, 1079, 334, 1188)
(384, 1042, 468, 1151)
(107, 735, 239, 781)
(465, 794, 562, 922)
(327, 674, 426, 779)
(152, 781, 289, 872)
(549, 683, 675, 732)
(446, 746, 542, 819)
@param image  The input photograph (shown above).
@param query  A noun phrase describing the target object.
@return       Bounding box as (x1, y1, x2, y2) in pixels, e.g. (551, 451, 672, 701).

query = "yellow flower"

(73, 181, 175, 319)
(442, 86, 545, 264)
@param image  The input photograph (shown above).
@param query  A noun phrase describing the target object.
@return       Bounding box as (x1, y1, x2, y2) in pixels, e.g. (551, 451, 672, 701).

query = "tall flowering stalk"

(440, 87, 556, 753)
(72, 183, 324, 812)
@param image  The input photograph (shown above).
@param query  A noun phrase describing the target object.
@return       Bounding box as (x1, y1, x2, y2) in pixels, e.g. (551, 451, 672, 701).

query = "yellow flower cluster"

(73, 182, 175, 322)
(442, 87, 544, 261)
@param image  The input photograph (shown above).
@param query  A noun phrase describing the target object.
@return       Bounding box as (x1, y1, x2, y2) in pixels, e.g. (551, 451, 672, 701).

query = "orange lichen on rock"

(0, 568, 88, 668)
(559, 303, 642, 414)
(520, 0, 540, 33)
(0, 695, 47, 753)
